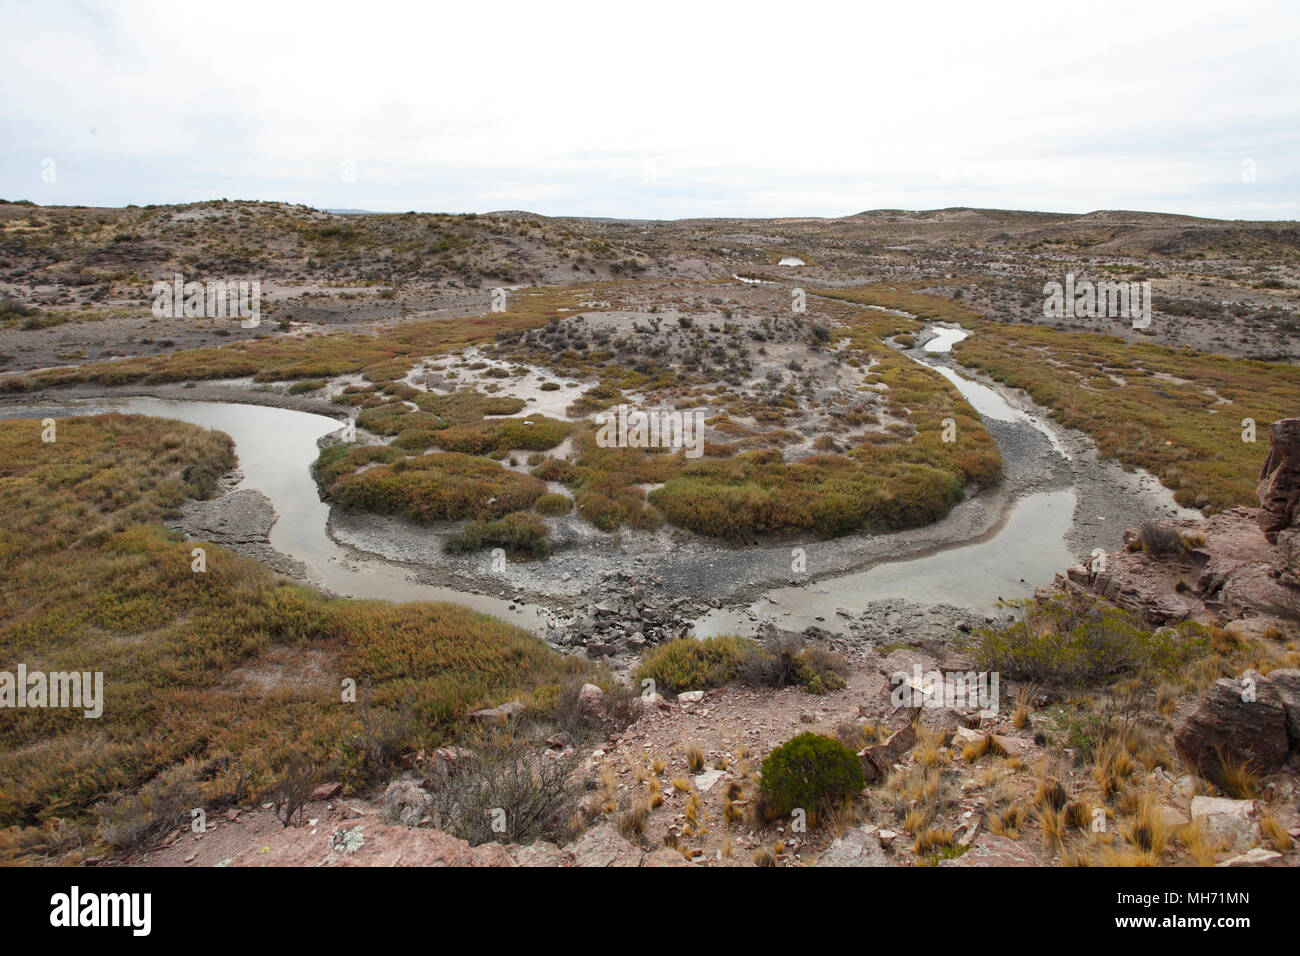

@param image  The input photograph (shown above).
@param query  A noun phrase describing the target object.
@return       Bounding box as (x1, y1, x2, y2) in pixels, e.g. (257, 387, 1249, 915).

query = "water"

(0, 398, 548, 629)
(923, 325, 969, 352)
(693, 489, 1077, 637)
(915, 356, 1073, 459)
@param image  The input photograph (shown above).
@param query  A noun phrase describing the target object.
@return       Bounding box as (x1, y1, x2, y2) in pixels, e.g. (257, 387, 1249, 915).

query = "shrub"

(735, 630, 849, 694)
(422, 737, 583, 846)
(1140, 521, 1185, 557)
(534, 493, 572, 516)
(634, 636, 757, 694)
(972, 593, 1208, 686)
(95, 764, 201, 850)
(443, 510, 550, 558)
(759, 733, 864, 817)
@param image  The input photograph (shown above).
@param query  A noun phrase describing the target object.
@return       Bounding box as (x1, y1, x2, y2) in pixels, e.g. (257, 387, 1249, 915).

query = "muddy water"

(0, 398, 548, 630)
(694, 489, 1076, 637)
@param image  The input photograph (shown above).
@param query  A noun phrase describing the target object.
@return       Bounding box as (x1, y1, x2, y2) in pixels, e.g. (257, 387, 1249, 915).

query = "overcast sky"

(2, 0, 1296, 220)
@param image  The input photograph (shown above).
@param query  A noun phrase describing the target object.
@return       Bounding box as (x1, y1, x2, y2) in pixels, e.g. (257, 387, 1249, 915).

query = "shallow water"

(693, 489, 1077, 637)
(923, 325, 969, 352)
(915, 355, 1072, 459)
(0, 398, 548, 629)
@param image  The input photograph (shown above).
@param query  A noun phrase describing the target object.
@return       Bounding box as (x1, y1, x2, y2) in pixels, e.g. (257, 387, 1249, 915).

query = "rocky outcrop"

(1048, 419, 1300, 626)
(1257, 418, 1300, 543)
(939, 833, 1039, 867)
(217, 820, 677, 867)
(1173, 670, 1295, 780)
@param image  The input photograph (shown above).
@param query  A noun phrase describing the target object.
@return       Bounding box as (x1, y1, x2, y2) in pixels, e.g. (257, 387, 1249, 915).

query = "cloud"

(1, 0, 1296, 218)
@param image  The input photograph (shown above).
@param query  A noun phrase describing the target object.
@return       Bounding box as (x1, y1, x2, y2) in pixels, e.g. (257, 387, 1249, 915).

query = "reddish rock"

(309, 782, 343, 801)
(858, 724, 916, 783)
(939, 833, 1039, 867)
(469, 701, 524, 725)
(1173, 672, 1291, 781)
(1257, 418, 1300, 543)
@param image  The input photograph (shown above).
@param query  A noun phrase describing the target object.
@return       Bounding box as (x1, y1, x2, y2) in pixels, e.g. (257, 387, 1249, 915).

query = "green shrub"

(971, 593, 1208, 687)
(634, 636, 757, 694)
(759, 733, 864, 817)
(444, 510, 551, 558)
(534, 493, 572, 516)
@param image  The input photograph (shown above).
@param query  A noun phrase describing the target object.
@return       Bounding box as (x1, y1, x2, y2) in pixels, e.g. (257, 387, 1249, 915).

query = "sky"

(1, 0, 1297, 220)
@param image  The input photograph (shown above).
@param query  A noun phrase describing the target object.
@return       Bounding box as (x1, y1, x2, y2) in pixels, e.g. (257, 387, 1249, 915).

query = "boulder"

(1263, 668, 1300, 747)
(575, 683, 606, 724)
(1217, 847, 1283, 867)
(858, 724, 916, 783)
(469, 701, 524, 725)
(1190, 796, 1260, 850)
(1172, 672, 1291, 780)
(814, 827, 893, 866)
(570, 824, 644, 867)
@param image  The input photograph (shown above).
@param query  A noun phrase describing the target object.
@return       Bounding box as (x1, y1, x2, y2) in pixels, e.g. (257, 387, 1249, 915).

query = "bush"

(1139, 521, 1185, 557)
(444, 510, 550, 558)
(95, 764, 201, 850)
(735, 630, 849, 695)
(759, 733, 864, 817)
(634, 636, 757, 694)
(534, 493, 572, 516)
(422, 736, 583, 846)
(972, 593, 1207, 687)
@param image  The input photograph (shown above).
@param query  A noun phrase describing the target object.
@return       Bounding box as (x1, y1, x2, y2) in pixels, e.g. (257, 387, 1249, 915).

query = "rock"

(1263, 668, 1300, 747)
(576, 683, 606, 724)
(1159, 806, 1190, 828)
(814, 827, 892, 866)
(939, 833, 1040, 867)
(642, 847, 694, 867)
(991, 734, 1035, 758)
(222, 822, 516, 867)
(1190, 796, 1260, 850)
(570, 825, 644, 867)
(309, 782, 343, 801)
(380, 779, 431, 828)
(678, 690, 704, 704)
(1257, 418, 1300, 543)
(858, 724, 916, 783)
(1173, 673, 1291, 780)
(637, 692, 669, 712)
(1217, 847, 1283, 867)
(513, 842, 574, 867)
(1224, 617, 1290, 642)
(693, 769, 725, 793)
(545, 731, 573, 750)
(469, 701, 524, 725)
